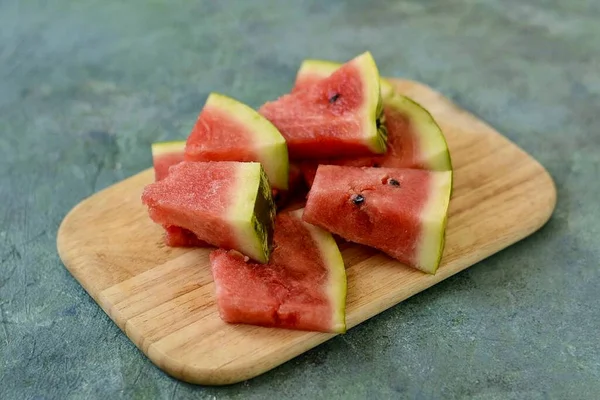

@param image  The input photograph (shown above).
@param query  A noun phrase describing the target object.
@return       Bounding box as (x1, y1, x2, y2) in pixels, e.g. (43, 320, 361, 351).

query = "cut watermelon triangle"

(259, 52, 387, 159)
(142, 161, 276, 263)
(294, 59, 396, 100)
(185, 92, 289, 190)
(210, 209, 347, 333)
(303, 165, 452, 274)
(291, 59, 452, 188)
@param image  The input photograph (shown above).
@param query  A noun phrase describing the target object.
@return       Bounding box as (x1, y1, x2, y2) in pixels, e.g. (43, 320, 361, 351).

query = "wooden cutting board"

(57, 79, 556, 385)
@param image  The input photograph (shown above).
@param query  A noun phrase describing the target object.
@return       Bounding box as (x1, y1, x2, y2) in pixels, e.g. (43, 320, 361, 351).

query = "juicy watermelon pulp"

(185, 93, 289, 190)
(303, 165, 452, 274)
(210, 209, 346, 333)
(259, 52, 387, 159)
(142, 161, 276, 263)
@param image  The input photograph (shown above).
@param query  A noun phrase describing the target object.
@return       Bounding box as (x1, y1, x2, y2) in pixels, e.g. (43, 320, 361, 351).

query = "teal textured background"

(1, 1, 599, 399)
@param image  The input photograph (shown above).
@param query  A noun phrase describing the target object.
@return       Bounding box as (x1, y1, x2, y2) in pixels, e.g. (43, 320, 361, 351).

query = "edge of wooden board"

(56, 79, 557, 385)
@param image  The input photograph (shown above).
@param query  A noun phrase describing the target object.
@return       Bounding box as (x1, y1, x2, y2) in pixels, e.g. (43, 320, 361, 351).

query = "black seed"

(388, 179, 400, 187)
(373, 163, 381, 168)
(376, 118, 382, 129)
(329, 93, 340, 103)
(352, 194, 365, 205)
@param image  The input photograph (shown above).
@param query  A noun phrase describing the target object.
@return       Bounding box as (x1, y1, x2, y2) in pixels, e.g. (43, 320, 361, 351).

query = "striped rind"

(386, 94, 452, 171)
(416, 171, 453, 274)
(151, 141, 186, 156)
(228, 162, 275, 264)
(291, 209, 347, 333)
(204, 93, 289, 190)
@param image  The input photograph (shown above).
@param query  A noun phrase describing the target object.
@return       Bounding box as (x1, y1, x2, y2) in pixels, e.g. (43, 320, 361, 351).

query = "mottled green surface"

(1, 1, 599, 399)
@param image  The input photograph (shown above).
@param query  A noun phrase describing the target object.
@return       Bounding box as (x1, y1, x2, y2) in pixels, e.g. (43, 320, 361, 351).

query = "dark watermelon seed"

(352, 194, 365, 206)
(373, 163, 381, 168)
(329, 93, 340, 103)
(389, 179, 400, 187)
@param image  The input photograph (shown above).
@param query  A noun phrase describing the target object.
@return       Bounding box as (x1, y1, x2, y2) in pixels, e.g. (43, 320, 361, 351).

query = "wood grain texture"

(56, 79, 557, 385)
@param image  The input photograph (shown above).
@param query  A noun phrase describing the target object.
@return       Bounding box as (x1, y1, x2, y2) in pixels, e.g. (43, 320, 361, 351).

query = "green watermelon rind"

(345, 52, 388, 156)
(386, 94, 453, 172)
(151, 140, 186, 156)
(229, 162, 276, 264)
(290, 209, 347, 333)
(196, 93, 290, 190)
(416, 171, 453, 274)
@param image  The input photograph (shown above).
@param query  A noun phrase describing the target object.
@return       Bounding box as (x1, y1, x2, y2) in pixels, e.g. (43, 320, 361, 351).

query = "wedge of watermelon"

(292, 60, 452, 187)
(259, 52, 387, 159)
(303, 165, 452, 274)
(151, 141, 186, 181)
(142, 161, 276, 263)
(293, 59, 396, 100)
(185, 92, 289, 190)
(210, 209, 346, 333)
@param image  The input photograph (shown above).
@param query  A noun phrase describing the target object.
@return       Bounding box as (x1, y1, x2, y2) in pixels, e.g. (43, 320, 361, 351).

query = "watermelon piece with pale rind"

(303, 165, 452, 274)
(185, 93, 289, 190)
(259, 52, 387, 159)
(210, 209, 346, 333)
(293, 59, 396, 100)
(292, 60, 452, 187)
(151, 141, 186, 181)
(142, 161, 276, 263)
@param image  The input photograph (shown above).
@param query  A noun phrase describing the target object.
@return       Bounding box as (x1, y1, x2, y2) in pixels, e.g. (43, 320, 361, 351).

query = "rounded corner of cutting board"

(145, 345, 260, 386)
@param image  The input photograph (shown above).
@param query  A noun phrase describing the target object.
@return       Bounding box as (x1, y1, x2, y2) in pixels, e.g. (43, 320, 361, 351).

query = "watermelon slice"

(303, 165, 452, 274)
(293, 59, 396, 100)
(259, 52, 387, 159)
(210, 209, 346, 333)
(185, 92, 289, 190)
(142, 161, 276, 263)
(151, 141, 186, 181)
(292, 60, 452, 187)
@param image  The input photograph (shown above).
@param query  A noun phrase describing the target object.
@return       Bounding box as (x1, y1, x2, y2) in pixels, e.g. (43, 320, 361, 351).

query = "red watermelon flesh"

(163, 225, 208, 247)
(151, 141, 186, 181)
(210, 209, 346, 333)
(142, 161, 276, 263)
(184, 93, 289, 190)
(259, 52, 386, 159)
(303, 165, 452, 274)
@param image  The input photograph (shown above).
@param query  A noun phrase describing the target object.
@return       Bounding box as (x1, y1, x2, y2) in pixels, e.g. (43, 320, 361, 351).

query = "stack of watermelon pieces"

(141, 52, 453, 334)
